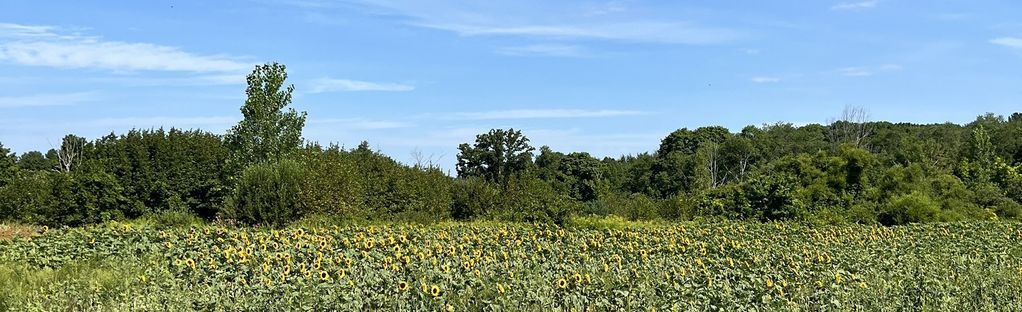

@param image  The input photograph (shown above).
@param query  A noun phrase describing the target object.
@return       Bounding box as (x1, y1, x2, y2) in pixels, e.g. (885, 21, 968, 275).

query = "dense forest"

(2, 63, 1021, 227)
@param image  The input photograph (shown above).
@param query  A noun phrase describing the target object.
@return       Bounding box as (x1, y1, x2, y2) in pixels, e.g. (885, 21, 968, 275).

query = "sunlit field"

(2, 220, 1020, 311)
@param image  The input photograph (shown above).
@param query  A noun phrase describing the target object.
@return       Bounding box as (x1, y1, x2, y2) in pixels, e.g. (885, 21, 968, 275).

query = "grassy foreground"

(1, 220, 1021, 311)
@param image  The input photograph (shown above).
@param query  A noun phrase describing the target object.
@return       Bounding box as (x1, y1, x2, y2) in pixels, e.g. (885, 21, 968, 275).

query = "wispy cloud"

(837, 67, 873, 77)
(991, 37, 1022, 49)
(836, 64, 901, 77)
(329, 1, 743, 45)
(308, 118, 411, 129)
(831, 0, 879, 11)
(933, 13, 971, 21)
(750, 76, 780, 83)
(496, 44, 588, 57)
(86, 116, 237, 128)
(583, 1, 627, 16)
(419, 22, 742, 45)
(441, 109, 646, 120)
(308, 78, 415, 93)
(0, 23, 253, 73)
(0, 92, 99, 108)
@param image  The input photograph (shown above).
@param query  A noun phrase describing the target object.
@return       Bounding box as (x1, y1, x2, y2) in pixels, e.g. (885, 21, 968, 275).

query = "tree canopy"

(456, 128, 535, 183)
(224, 62, 307, 168)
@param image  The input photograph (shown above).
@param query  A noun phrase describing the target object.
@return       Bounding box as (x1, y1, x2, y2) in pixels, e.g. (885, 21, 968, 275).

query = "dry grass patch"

(0, 224, 40, 241)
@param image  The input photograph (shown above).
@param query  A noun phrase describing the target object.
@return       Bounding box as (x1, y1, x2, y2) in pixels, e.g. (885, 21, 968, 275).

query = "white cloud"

(837, 64, 901, 77)
(195, 73, 249, 85)
(831, 0, 879, 11)
(838, 67, 873, 77)
(0, 23, 60, 38)
(496, 44, 587, 57)
(583, 1, 627, 16)
(750, 76, 780, 83)
(0, 92, 99, 108)
(420, 22, 741, 45)
(87, 116, 237, 128)
(991, 37, 1022, 49)
(308, 78, 415, 93)
(444, 109, 646, 120)
(332, 1, 743, 45)
(0, 23, 253, 73)
(308, 118, 411, 129)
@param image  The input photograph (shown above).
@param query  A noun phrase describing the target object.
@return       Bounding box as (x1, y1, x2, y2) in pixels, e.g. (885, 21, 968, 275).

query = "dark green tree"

(535, 147, 606, 201)
(0, 141, 17, 187)
(456, 128, 535, 183)
(17, 151, 56, 171)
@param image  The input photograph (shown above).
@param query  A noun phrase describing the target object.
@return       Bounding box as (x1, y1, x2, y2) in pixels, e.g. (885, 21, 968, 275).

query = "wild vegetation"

(1, 63, 1021, 310)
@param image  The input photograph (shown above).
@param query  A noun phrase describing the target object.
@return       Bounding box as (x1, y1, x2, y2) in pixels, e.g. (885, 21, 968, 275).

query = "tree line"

(1, 63, 1021, 227)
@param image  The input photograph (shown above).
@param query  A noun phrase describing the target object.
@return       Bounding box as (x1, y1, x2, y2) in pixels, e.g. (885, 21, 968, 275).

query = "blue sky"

(2, 0, 1022, 171)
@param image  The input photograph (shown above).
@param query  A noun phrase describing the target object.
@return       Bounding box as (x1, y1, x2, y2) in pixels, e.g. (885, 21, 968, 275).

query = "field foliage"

(1, 220, 1020, 311)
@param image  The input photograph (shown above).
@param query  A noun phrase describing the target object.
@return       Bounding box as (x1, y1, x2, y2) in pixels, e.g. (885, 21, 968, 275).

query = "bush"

(992, 198, 1022, 220)
(499, 178, 579, 224)
(451, 177, 579, 224)
(222, 160, 306, 227)
(374, 167, 452, 222)
(150, 209, 206, 228)
(0, 167, 137, 227)
(0, 171, 53, 224)
(697, 173, 805, 221)
(300, 148, 366, 218)
(450, 177, 498, 220)
(880, 191, 941, 225)
(583, 192, 661, 220)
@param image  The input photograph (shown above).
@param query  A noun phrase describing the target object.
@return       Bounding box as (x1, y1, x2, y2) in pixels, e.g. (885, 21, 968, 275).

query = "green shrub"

(450, 177, 498, 220)
(880, 191, 941, 225)
(300, 148, 366, 218)
(451, 177, 579, 224)
(993, 198, 1022, 220)
(223, 160, 306, 227)
(375, 167, 452, 222)
(0, 171, 52, 224)
(150, 209, 206, 228)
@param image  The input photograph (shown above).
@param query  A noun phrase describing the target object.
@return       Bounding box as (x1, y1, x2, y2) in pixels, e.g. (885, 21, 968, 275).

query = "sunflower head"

(557, 278, 568, 289)
(319, 271, 330, 281)
(430, 285, 441, 297)
(398, 281, 409, 291)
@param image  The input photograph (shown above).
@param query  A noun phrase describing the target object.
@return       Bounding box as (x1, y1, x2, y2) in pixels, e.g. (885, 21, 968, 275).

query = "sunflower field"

(1, 220, 1021, 311)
